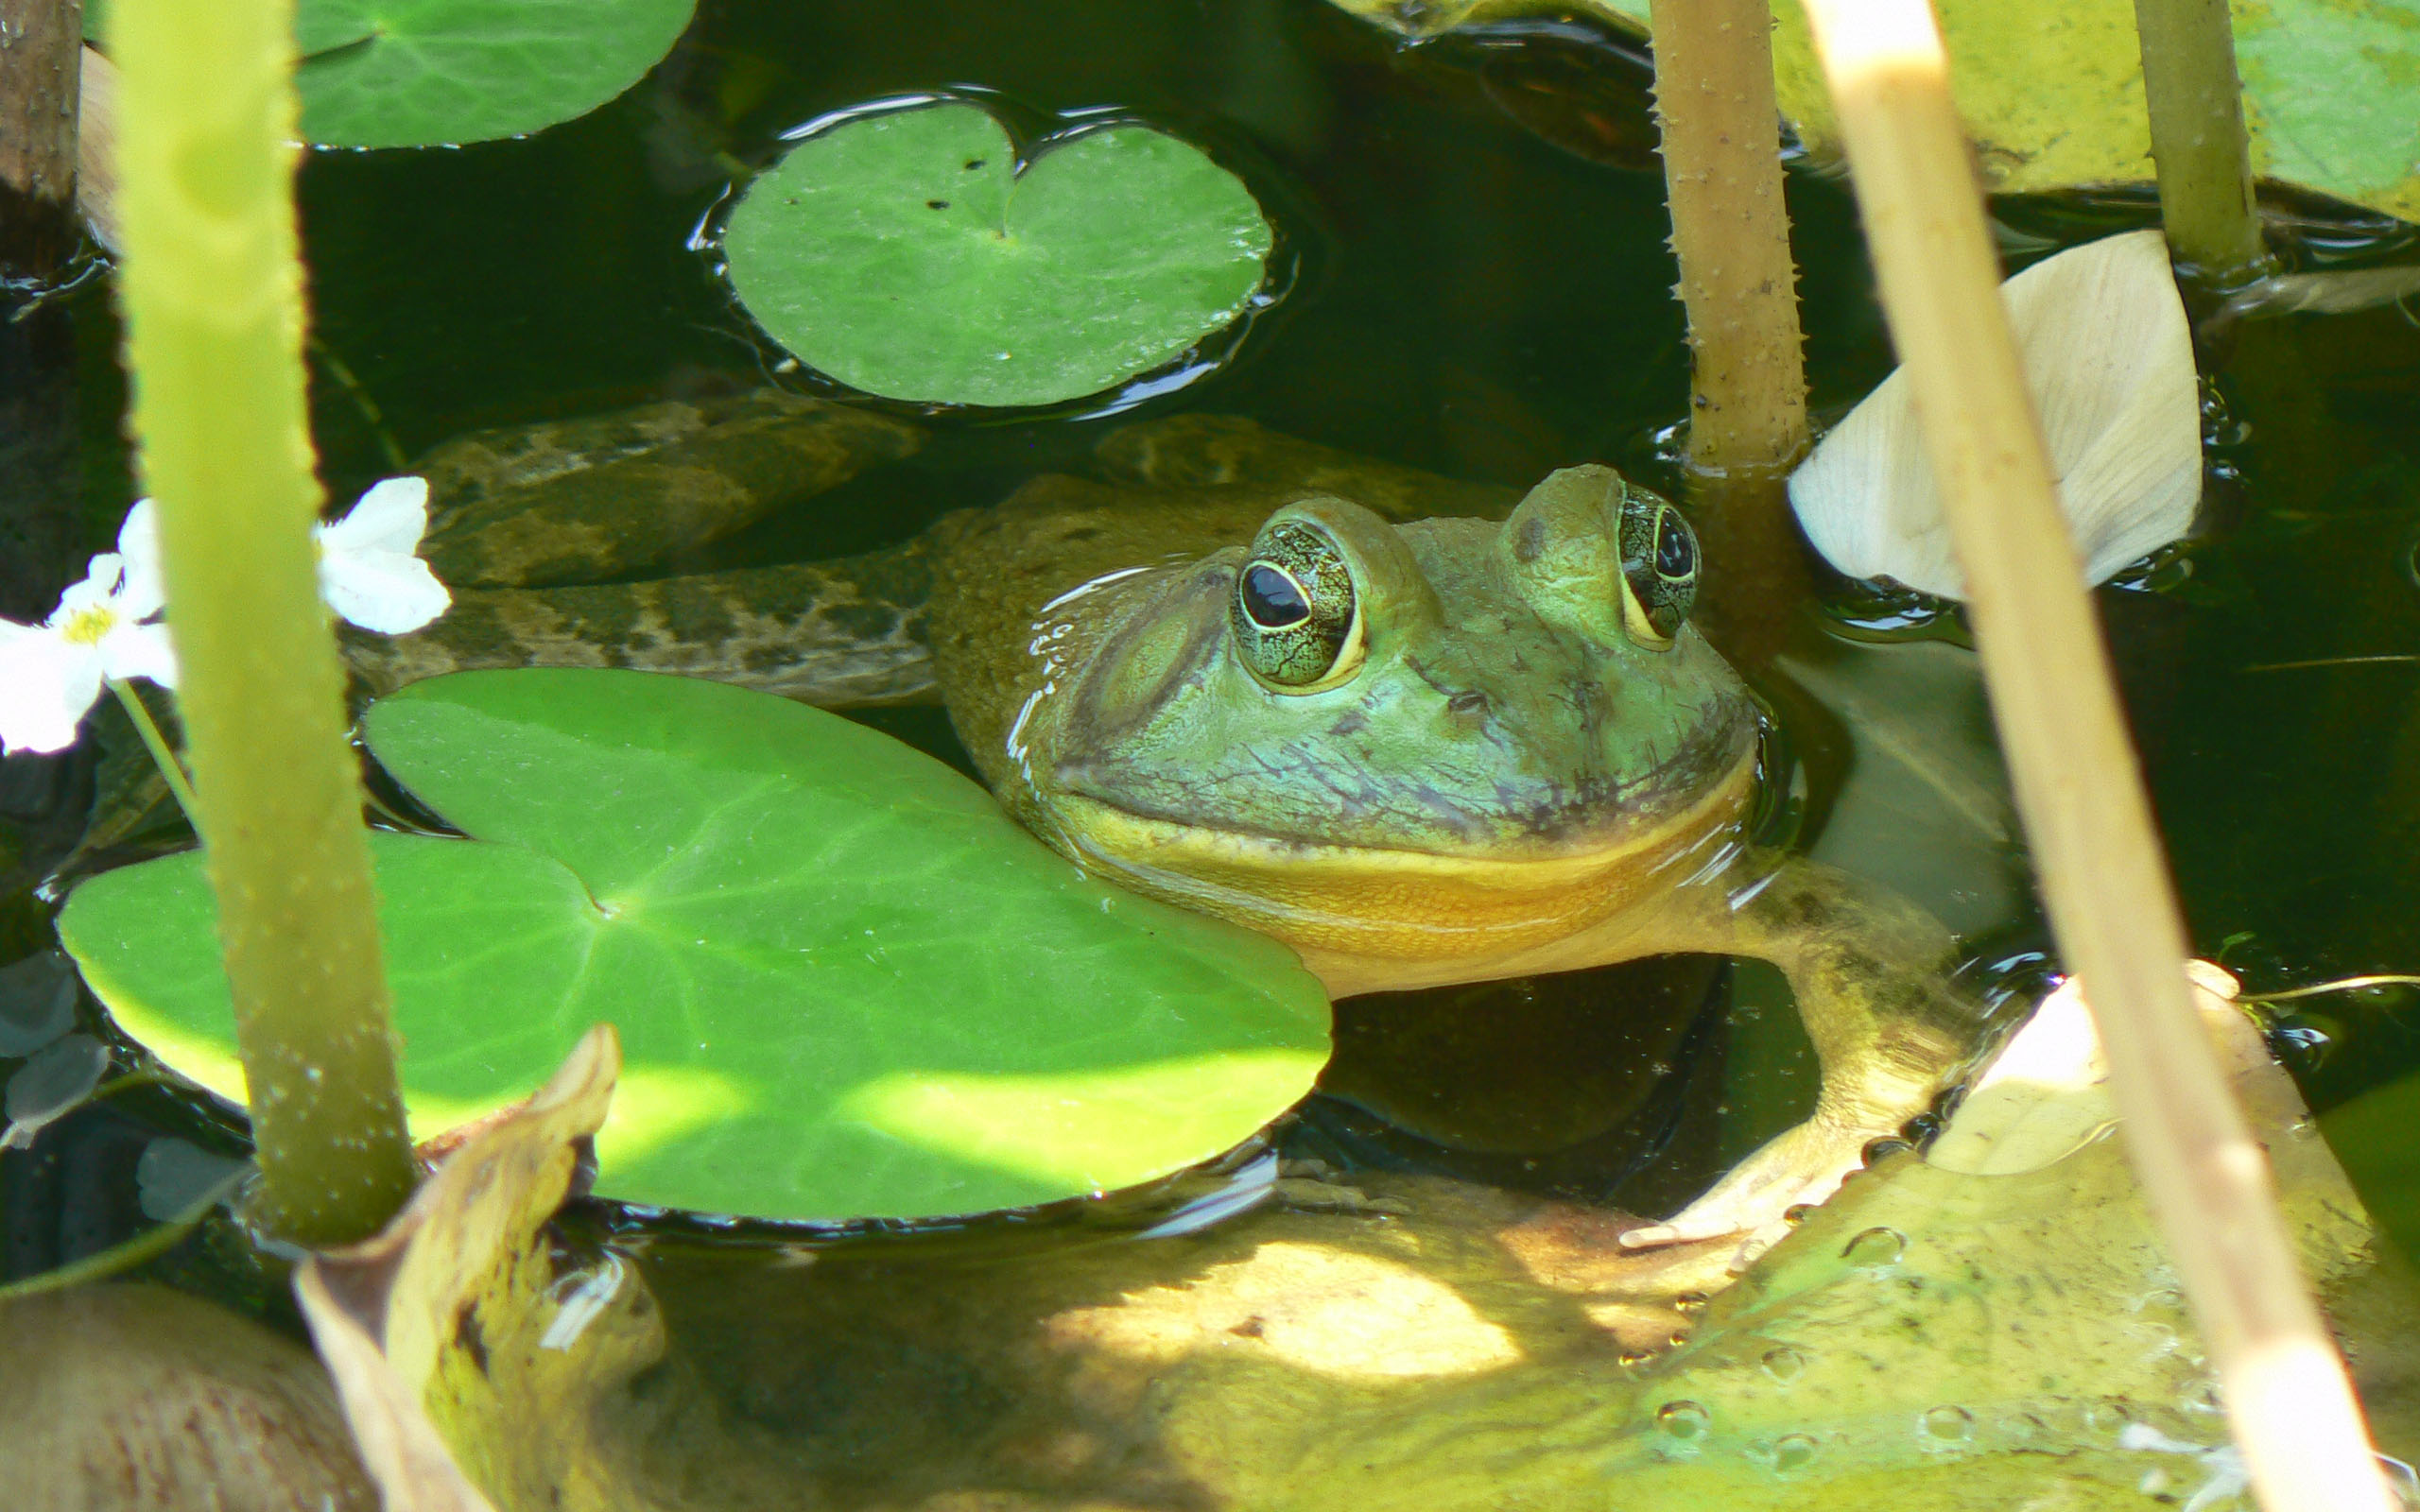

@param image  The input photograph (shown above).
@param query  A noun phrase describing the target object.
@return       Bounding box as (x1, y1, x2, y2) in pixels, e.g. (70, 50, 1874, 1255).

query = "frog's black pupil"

(1242, 564, 1310, 628)
(1655, 513, 1694, 577)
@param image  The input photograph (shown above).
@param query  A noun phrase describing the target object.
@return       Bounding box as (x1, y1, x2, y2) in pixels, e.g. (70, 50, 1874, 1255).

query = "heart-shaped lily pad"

(721, 100, 1274, 407)
(57, 669, 1329, 1222)
(91, 0, 696, 147)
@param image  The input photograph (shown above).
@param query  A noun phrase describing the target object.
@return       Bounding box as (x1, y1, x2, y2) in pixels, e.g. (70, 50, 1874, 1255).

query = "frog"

(352, 393, 1980, 1257)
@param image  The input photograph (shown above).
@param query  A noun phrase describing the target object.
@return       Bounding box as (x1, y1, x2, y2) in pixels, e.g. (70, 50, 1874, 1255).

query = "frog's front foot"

(1619, 1110, 1893, 1267)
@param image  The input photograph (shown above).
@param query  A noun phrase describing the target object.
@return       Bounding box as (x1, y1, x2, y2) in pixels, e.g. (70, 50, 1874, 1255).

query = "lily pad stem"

(1794, 1, 2395, 1508)
(2131, 0, 2273, 290)
(1646, 0, 1808, 479)
(107, 0, 417, 1247)
(105, 679, 198, 825)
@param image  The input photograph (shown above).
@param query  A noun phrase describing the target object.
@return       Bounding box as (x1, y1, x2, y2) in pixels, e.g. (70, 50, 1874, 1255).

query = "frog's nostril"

(1446, 689, 1490, 719)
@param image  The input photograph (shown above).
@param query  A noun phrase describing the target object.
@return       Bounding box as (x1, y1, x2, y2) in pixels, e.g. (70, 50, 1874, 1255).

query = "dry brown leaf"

(295, 1024, 671, 1512)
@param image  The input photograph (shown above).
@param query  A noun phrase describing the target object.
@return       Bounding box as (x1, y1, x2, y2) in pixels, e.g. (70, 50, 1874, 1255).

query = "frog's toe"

(1617, 1114, 1879, 1258)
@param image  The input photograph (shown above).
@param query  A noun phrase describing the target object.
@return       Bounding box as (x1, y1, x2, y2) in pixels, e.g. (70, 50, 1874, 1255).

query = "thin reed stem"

(105, 678, 199, 825)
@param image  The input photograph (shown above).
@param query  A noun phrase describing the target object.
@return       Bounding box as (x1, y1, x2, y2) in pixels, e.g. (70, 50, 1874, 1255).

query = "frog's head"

(1038, 465, 1761, 966)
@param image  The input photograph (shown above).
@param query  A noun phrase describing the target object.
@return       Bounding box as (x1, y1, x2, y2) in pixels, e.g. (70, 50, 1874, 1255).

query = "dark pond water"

(5, 0, 2419, 1433)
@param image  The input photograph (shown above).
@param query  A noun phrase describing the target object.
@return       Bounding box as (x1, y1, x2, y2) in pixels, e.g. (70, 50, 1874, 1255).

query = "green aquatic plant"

(722, 98, 1273, 407)
(87, 0, 699, 147)
(102, 0, 417, 1247)
(61, 668, 1331, 1221)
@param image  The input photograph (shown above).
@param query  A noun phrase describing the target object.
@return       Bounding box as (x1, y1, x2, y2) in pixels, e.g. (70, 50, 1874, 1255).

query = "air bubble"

(1760, 1345, 1806, 1383)
(1655, 1400, 1711, 1440)
(1918, 1404, 1974, 1443)
(1841, 1226, 1907, 1263)
(1772, 1434, 1818, 1471)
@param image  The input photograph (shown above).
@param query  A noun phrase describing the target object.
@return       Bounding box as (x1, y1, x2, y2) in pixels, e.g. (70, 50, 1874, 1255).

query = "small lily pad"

(58, 670, 1329, 1223)
(2, 1034, 110, 1150)
(722, 100, 1274, 407)
(0, 952, 78, 1057)
(91, 0, 696, 148)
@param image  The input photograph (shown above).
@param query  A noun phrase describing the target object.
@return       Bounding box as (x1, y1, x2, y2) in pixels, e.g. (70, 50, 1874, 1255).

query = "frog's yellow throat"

(1049, 744, 1758, 974)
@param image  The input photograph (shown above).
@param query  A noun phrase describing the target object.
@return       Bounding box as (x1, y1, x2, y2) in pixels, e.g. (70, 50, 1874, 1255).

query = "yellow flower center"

(59, 604, 118, 647)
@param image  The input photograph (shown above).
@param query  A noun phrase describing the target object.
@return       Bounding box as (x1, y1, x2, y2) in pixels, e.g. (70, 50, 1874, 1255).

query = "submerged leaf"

(59, 669, 1329, 1222)
(1789, 230, 2200, 598)
(0, 949, 78, 1057)
(722, 100, 1273, 407)
(1, 1033, 109, 1149)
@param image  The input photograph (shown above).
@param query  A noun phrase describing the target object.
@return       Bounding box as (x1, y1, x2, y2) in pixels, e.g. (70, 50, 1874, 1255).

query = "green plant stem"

(1647, 0, 1810, 479)
(108, 0, 416, 1247)
(2131, 0, 2273, 289)
(105, 678, 199, 823)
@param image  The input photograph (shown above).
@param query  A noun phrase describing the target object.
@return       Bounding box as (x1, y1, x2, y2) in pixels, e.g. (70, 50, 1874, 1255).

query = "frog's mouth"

(1044, 718, 1759, 971)
(1050, 705, 1757, 865)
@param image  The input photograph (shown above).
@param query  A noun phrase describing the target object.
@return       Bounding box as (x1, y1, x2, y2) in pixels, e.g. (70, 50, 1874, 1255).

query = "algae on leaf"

(59, 669, 1330, 1223)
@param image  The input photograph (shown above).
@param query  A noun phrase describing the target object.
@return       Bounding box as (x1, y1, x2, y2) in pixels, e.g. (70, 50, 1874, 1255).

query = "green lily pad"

(90, 0, 696, 148)
(721, 100, 1274, 407)
(57, 669, 1330, 1222)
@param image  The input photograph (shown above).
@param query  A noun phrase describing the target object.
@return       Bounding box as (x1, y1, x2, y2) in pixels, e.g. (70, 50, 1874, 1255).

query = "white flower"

(0, 500, 179, 754)
(0, 476, 450, 757)
(316, 476, 451, 635)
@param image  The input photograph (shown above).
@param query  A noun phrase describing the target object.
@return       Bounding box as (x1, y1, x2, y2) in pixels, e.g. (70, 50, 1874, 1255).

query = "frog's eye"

(1232, 520, 1366, 692)
(1616, 492, 1698, 649)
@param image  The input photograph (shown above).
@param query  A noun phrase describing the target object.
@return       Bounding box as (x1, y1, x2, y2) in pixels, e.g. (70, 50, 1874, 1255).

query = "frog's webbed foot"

(1621, 850, 1990, 1268)
(1618, 1111, 1893, 1268)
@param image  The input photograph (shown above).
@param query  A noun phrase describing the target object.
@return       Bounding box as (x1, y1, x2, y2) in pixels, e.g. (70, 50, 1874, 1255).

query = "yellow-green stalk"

(2132, 0, 2272, 288)
(107, 0, 416, 1246)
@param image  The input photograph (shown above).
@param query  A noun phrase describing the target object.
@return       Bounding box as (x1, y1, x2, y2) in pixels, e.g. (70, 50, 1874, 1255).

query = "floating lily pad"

(58, 669, 1329, 1222)
(722, 100, 1274, 407)
(90, 0, 696, 147)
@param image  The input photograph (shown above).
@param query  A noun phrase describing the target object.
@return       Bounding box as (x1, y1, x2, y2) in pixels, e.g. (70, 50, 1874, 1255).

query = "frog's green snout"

(1500, 465, 1700, 651)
